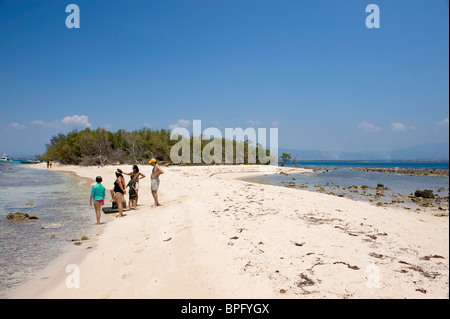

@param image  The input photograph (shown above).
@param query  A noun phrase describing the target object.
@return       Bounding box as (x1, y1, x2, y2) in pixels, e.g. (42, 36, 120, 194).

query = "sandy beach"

(8, 163, 449, 299)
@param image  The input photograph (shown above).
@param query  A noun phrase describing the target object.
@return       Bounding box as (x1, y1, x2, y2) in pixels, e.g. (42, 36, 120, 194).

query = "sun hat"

(149, 158, 157, 164)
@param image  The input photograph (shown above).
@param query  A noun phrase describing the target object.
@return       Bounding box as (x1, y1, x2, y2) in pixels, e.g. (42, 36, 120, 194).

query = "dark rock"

(414, 189, 435, 199)
(353, 168, 449, 177)
(6, 212, 39, 221)
(419, 201, 433, 207)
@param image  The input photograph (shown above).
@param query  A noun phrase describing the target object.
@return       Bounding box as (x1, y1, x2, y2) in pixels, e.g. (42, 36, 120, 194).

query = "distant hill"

(279, 142, 449, 161)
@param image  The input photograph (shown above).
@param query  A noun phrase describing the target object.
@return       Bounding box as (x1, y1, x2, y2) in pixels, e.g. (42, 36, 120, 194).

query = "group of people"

(89, 158, 164, 225)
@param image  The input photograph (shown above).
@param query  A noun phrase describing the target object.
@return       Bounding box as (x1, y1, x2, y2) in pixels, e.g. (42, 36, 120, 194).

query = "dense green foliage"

(39, 128, 273, 166)
(39, 128, 172, 166)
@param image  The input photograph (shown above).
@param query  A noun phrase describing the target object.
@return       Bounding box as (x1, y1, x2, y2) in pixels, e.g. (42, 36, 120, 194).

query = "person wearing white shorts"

(151, 178, 159, 191)
(149, 158, 164, 208)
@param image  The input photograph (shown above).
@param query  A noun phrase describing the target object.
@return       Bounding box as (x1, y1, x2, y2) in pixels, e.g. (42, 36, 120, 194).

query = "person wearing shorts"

(149, 158, 164, 208)
(90, 176, 106, 225)
(151, 178, 159, 191)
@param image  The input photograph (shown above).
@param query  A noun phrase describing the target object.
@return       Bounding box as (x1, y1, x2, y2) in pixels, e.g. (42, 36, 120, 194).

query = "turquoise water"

(0, 163, 94, 298)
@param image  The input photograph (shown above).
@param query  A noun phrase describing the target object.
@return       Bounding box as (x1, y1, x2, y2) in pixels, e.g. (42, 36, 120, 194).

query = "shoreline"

(6, 164, 111, 299)
(8, 163, 450, 299)
(241, 169, 449, 215)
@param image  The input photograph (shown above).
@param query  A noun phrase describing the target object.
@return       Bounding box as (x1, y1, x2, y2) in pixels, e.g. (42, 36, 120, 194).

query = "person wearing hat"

(149, 158, 164, 207)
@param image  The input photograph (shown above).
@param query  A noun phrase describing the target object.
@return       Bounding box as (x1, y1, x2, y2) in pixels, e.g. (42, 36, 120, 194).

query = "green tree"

(280, 153, 292, 167)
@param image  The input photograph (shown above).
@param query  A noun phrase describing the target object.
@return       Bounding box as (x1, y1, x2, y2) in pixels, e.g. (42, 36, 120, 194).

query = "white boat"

(0, 154, 12, 162)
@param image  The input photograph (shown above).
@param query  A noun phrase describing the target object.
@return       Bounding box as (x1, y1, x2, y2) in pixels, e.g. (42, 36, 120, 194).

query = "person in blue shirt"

(90, 176, 106, 225)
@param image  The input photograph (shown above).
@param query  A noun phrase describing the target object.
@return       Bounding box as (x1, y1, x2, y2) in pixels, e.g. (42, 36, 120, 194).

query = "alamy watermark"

(65, 4, 380, 30)
(365, 264, 381, 288)
(366, 4, 380, 29)
(65, 4, 80, 29)
(170, 120, 279, 165)
(65, 264, 80, 288)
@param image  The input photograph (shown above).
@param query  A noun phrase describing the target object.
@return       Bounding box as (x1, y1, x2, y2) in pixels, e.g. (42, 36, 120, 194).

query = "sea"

(243, 161, 449, 209)
(283, 161, 449, 170)
(0, 162, 95, 298)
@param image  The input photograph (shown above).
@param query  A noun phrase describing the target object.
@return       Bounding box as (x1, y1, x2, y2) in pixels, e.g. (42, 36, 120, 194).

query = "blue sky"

(0, 0, 448, 156)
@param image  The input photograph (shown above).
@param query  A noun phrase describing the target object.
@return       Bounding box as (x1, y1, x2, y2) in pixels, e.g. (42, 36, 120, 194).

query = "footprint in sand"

(134, 248, 144, 253)
(123, 260, 133, 266)
(121, 273, 131, 280)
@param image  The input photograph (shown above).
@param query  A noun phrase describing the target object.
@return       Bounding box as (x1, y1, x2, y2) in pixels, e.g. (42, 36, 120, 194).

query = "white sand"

(9, 163, 449, 299)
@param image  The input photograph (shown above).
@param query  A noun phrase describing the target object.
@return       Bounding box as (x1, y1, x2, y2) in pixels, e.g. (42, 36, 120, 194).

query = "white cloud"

(357, 122, 381, 133)
(32, 115, 91, 129)
(31, 120, 59, 128)
(437, 118, 449, 126)
(9, 122, 27, 129)
(169, 119, 192, 130)
(271, 121, 280, 127)
(245, 120, 263, 126)
(390, 122, 407, 131)
(61, 115, 91, 128)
